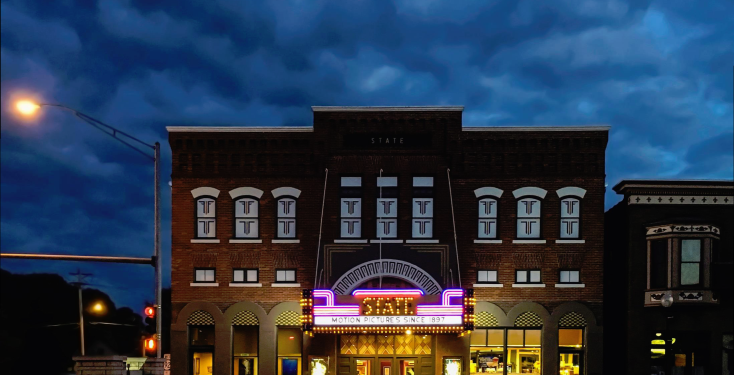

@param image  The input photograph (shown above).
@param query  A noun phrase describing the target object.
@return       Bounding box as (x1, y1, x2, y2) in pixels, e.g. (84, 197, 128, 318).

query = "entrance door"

(191, 349, 213, 375)
(354, 358, 373, 375)
(559, 351, 583, 375)
(378, 358, 393, 375)
(398, 358, 417, 375)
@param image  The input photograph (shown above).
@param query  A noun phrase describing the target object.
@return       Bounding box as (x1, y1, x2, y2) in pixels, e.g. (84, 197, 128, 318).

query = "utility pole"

(70, 269, 92, 356)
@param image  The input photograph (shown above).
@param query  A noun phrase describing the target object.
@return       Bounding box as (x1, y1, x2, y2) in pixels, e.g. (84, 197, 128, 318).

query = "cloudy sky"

(1, 0, 732, 312)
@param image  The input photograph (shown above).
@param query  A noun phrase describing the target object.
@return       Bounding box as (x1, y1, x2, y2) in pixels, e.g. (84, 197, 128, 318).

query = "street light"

(92, 302, 106, 314)
(12, 99, 163, 358)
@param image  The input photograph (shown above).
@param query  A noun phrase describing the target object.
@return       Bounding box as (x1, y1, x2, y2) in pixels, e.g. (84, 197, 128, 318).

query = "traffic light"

(144, 337, 156, 352)
(145, 306, 155, 318)
(144, 306, 156, 335)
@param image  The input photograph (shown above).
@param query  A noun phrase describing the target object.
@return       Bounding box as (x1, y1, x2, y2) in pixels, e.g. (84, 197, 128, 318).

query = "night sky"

(1, 0, 732, 313)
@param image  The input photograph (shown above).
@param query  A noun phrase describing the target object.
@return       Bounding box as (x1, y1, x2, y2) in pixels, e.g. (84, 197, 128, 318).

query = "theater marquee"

(301, 288, 475, 335)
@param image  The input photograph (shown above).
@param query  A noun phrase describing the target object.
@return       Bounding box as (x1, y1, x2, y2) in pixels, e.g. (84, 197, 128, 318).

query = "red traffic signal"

(144, 306, 155, 318)
(145, 337, 156, 351)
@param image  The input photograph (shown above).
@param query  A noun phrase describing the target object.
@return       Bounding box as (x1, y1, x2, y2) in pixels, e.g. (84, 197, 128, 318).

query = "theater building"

(605, 180, 733, 374)
(167, 106, 608, 375)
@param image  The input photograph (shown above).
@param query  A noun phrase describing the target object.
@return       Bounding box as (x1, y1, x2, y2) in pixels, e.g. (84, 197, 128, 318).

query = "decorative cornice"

(167, 126, 313, 132)
(463, 125, 610, 132)
(192, 253, 218, 267)
(629, 195, 732, 205)
(512, 253, 544, 268)
(646, 224, 720, 236)
(312, 106, 464, 112)
(475, 253, 503, 268)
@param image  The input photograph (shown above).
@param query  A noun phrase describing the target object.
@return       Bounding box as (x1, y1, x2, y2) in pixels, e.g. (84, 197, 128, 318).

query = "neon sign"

(301, 288, 475, 335)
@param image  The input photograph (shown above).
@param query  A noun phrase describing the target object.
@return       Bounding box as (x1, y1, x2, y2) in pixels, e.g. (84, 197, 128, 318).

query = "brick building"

(167, 106, 609, 375)
(604, 180, 733, 374)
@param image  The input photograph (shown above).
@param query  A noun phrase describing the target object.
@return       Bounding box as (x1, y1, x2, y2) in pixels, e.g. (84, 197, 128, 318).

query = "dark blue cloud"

(1, 0, 732, 312)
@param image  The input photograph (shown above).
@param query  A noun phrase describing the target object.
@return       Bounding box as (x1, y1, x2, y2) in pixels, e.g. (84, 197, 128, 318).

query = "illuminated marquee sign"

(301, 288, 475, 335)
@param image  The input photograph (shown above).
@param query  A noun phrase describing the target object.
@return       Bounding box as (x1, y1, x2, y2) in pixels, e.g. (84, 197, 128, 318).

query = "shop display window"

(233, 325, 258, 375)
(277, 328, 302, 375)
(507, 329, 541, 375)
(470, 329, 505, 374)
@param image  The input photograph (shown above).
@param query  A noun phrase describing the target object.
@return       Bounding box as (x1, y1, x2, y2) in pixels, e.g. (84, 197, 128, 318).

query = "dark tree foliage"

(0, 269, 169, 375)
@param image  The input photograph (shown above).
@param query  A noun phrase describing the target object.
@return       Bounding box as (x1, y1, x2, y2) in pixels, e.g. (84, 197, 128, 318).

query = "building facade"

(168, 107, 608, 375)
(604, 180, 734, 375)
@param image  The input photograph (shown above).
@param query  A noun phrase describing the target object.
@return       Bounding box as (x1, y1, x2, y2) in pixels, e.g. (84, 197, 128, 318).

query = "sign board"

(164, 354, 171, 375)
(302, 288, 474, 334)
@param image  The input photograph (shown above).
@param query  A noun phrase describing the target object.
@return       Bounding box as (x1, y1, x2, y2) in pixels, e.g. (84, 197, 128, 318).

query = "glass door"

(355, 359, 373, 375)
(559, 352, 583, 375)
(378, 358, 393, 375)
(398, 359, 417, 375)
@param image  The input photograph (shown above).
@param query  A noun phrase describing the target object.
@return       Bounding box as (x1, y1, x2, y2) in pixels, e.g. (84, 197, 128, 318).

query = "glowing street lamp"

(92, 302, 106, 314)
(16, 100, 40, 115)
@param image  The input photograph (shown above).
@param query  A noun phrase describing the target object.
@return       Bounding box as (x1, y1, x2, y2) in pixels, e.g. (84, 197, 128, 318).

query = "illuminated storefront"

(301, 288, 475, 375)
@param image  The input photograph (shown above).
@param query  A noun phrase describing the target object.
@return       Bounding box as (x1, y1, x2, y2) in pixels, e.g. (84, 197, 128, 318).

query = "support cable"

(447, 168, 461, 287)
(379, 169, 383, 288)
(314, 168, 329, 288)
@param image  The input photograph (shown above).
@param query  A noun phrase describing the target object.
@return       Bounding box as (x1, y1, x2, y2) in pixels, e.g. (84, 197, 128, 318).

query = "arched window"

(234, 197, 259, 238)
(277, 198, 296, 238)
(560, 198, 581, 239)
(478, 197, 498, 239)
(517, 198, 541, 239)
(196, 197, 216, 238)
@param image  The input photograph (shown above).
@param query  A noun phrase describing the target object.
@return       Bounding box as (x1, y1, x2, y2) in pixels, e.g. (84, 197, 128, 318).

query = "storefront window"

(233, 325, 258, 375)
(507, 329, 541, 375)
(190, 325, 215, 375)
(277, 328, 302, 375)
(470, 329, 505, 374)
(559, 329, 584, 375)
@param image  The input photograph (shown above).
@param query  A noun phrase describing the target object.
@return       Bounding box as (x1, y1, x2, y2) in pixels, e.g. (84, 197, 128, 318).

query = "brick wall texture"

(168, 109, 608, 324)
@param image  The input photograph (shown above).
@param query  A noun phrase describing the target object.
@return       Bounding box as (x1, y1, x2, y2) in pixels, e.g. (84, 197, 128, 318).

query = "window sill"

(512, 283, 546, 288)
(229, 283, 263, 287)
(555, 283, 585, 288)
(406, 239, 439, 243)
(272, 239, 300, 243)
(512, 240, 547, 244)
(190, 282, 219, 287)
(229, 239, 263, 244)
(271, 283, 301, 287)
(473, 283, 504, 288)
(334, 239, 368, 244)
(555, 240, 585, 244)
(191, 239, 220, 244)
(474, 240, 502, 244)
(370, 239, 403, 243)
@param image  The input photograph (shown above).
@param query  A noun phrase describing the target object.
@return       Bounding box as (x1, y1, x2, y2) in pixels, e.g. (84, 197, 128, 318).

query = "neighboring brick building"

(167, 106, 609, 375)
(604, 180, 734, 375)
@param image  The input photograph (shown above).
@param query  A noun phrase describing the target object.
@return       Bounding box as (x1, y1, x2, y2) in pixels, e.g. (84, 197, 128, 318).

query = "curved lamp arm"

(39, 103, 155, 161)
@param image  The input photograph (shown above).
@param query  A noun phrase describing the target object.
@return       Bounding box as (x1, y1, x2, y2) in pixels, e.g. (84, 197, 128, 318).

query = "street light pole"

(154, 141, 162, 357)
(9, 101, 164, 358)
(78, 286, 85, 356)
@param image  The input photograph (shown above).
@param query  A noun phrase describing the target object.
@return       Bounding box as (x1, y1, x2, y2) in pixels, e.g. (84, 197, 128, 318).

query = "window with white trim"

(233, 269, 258, 283)
(560, 198, 580, 239)
(196, 197, 216, 238)
(478, 197, 498, 238)
(559, 270, 580, 284)
(276, 198, 296, 238)
(194, 268, 215, 283)
(516, 269, 541, 283)
(275, 269, 296, 283)
(235, 197, 259, 238)
(340, 177, 362, 238)
(376, 177, 398, 238)
(477, 270, 498, 284)
(412, 177, 434, 238)
(517, 198, 541, 238)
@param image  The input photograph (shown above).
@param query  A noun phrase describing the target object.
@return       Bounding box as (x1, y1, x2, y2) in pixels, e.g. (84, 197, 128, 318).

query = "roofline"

(463, 125, 610, 132)
(166, 126, 313, 133)
(312, 106, 464, 112)
(613, 179, 734, 193)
